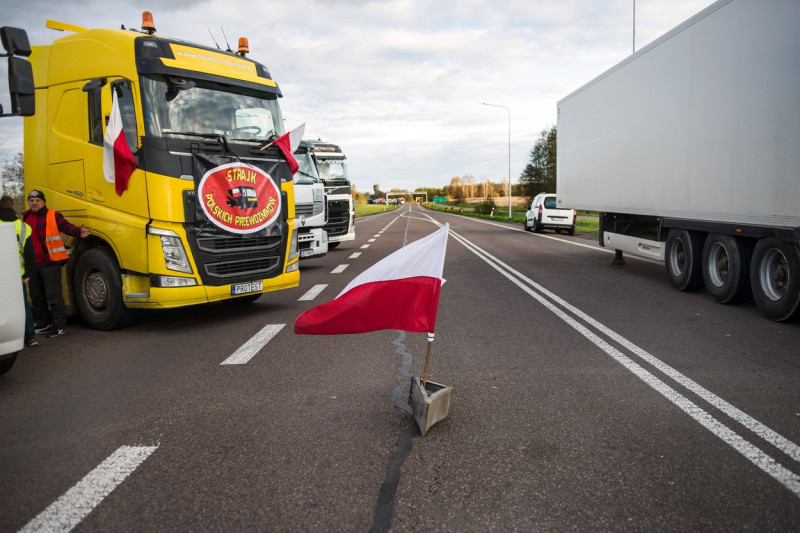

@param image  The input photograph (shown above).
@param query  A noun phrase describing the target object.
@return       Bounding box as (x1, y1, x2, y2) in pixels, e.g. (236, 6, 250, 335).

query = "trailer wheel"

(749, 237, 800, 322)
(665, 229, 704, 291)
(702, 234, 752, 304)
(74, 248, 136, 330)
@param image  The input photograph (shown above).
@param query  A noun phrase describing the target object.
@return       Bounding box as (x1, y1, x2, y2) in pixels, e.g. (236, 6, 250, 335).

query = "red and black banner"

(193, 154, 287, 237)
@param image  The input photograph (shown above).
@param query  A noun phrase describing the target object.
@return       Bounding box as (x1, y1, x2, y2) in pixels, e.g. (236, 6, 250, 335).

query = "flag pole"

(422, 332, 434, 388)
(258, 139, 276, 151)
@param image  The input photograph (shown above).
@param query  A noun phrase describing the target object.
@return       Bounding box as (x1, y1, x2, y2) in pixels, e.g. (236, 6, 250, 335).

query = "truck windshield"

(293, 152, 320, 185)
(316, 158, 350, 185)
(140, 75, 284, 142)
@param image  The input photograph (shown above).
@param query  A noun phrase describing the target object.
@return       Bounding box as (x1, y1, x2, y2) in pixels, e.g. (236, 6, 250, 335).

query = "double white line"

(447, 224, 800, 498)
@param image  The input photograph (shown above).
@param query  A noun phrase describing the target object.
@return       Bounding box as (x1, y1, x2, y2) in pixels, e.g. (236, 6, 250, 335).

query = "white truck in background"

(293, 140, 328, 259)
(557, 0, 800, 322)
(304, 139, 355, 249)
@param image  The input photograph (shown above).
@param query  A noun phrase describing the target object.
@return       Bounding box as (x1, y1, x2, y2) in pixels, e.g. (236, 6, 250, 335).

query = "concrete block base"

(409, 377, 452, 436)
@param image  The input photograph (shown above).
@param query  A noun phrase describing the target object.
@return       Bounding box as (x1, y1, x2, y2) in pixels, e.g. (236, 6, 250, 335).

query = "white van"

(0, 223, 24, 374)
(524, 193, 576, 235)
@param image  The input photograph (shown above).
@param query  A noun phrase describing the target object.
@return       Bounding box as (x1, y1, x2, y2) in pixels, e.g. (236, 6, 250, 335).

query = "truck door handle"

(87, 187, 105, 202)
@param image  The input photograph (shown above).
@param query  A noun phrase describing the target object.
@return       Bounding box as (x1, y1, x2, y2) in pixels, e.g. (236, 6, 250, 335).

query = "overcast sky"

(1, 0, 715, 193)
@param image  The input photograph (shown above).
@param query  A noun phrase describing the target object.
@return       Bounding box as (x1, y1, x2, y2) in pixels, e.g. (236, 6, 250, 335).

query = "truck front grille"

(182, 190, 288, 286)
(325, 199, 350, 237)
(205, 257, 280, 278)
(295, 203, 315, 217)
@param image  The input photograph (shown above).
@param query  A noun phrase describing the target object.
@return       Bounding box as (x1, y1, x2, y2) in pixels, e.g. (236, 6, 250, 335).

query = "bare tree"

(1, 151, 25, 211)
(465, 174, 475, 199)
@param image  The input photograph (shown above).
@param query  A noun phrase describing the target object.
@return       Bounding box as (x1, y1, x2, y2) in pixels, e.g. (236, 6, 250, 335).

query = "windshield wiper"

(163, 131, 229, 151)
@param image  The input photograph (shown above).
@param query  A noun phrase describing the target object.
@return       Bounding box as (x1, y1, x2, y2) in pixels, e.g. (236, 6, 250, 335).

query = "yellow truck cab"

(24, 14, 300, 330)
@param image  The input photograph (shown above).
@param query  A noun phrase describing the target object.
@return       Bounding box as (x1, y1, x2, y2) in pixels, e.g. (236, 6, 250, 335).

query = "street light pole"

(633, 0, 636, 53)
(480, 102, 511, 217)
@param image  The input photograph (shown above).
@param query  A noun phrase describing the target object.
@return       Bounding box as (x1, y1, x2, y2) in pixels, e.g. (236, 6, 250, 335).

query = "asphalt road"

(2, 204, 799, 532)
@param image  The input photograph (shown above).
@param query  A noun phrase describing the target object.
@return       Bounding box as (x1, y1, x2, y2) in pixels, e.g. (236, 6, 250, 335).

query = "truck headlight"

(288, 227, 299, 263)
(148, 227, 193, 274)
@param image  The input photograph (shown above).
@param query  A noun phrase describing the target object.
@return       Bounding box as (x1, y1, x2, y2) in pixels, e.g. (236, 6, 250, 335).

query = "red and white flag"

(273, 123, 306, 175)
(103, 91, 136, 196)
(295, 223, 450, 335)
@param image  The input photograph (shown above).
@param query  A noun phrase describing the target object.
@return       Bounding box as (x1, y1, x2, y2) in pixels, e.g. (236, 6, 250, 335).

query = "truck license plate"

(300, 249, 314, 258)
(231, 281, 263, 295)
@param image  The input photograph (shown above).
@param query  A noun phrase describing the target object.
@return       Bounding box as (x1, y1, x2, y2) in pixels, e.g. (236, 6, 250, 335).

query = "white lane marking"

(349, 252, 362, 259)
(221, 324, 285, 365)
(360, 244, 370, 249)
(331, 264, 349, 274)
(373, 234, 381, 238)
(368, 239, 377, 242)
(298, 284, 328, 301)
(446, 225, 800, 498)
(20, 445, 158, 533)
(449, 224, 800, 465)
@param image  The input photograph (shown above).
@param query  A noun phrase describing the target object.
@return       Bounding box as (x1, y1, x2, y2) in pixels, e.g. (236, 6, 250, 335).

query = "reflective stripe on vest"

(45, 209, 70, 261)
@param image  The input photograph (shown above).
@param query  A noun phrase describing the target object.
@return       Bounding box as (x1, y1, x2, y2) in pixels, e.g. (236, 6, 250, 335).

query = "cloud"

(0, 0, 715, 190)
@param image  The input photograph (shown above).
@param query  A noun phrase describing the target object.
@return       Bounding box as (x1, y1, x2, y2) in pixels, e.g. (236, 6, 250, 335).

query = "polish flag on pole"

(295, 223, 450, 335)
(102, 91, 136, 196)
(271, 123, 305, 175)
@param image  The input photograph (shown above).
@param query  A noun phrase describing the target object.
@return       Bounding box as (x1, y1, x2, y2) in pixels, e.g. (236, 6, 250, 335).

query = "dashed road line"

(331, 264, 349, 274)
(221, 324, 285, 365)
(20, 445, 158, 533)
(298, 284, 328, 301)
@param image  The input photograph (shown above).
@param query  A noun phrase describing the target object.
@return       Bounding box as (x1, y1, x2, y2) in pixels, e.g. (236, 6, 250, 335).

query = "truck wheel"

(702, 234, 752, 304)
(74, 248, 136, 330)
(749, 237, 800, 322)
(665, 229, 704, 291)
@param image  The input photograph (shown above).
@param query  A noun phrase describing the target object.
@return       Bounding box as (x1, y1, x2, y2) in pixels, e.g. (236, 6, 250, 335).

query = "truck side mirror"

(0, 26, 32, 57)
(0, 26, 35, 117)
(8, 57, 34, 116)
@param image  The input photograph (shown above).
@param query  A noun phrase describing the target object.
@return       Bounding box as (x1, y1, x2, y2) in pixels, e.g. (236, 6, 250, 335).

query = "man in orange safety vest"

(22, 190, 90, 338)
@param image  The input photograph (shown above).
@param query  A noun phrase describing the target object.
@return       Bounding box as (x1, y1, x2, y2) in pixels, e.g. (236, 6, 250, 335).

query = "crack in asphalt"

(370, 331, 418, 532)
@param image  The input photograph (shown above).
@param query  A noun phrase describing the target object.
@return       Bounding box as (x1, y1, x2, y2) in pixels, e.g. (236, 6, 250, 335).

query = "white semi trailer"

(557, 0, 800, 322)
